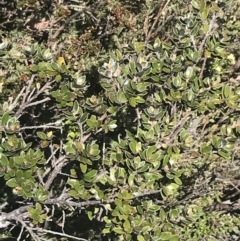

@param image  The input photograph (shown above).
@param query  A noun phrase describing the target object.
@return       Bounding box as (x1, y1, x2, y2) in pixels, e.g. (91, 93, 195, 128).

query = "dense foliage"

(0, 0, 240, 240)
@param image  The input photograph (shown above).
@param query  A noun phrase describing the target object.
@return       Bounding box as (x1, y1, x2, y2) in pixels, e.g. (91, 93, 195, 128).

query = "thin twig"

(27, 87, 37, 101)
(61, 210, 66, 234)
(20, 123, 62, 130)
(33, 227, 88, 241)
(145, 0, 171, 44)
(199, 56, 207, 79)
(51, 11, 87, 40)
(198, 14, 218, 54)
(0, 201, 8, 210)
(134, 108, 141, 128)
(190, 35, 197, 52)
(46, 188, 164, 208)
(191, 13, 218, 77)
(24, 97, 50, 108)
(0, 205, 33, 228)
(16, 217, 41, 241)
(15, 80, 53, 118)
(51, 0, 106, 40)
(22, 75, 35, 105)
(44, 156, 68, 191)
(11, 86, 26, 111)
(17, 225, 25, 241)
(161, 111, 191, 145)
(46, 145, 59, 164)
(37, 170, 45, 186)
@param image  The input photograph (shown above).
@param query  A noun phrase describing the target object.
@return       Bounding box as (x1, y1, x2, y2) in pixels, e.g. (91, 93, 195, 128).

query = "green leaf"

(87, 210, 94, 220)
(102, 227, 110, 234)
(31, 64, 39, 72)
(64, 145, 76, 155)
(69, 190, 79, 198)
(75, 75, 86, 86)
(16, 170, 23, 178)
(169, 209, 179, 219)
(160, 232, 171, 240)
(88, 144, 100, 156)
(116, 91, 128, 104)
(200, 143, 212, 154)
(84, 169, 97, 182)
(169, 235, 179, 241)
(174, 176, 182, 185)
(201, 8, 209, 20)
(137, 235, 145, 241)
(211, 2, 219, 11)
(40, 140, 49, 148)
(162, 67, 171, 73)
(137, 164, 149, 173)
(160, 208, 166, 221)
(191, 0, 199, 9)
(86, 115, 99, 128)
(218, 150, 230, 159)
(0, 163, 6, 177)
(6, 178, 18, 188)
(129, 97, 137, 107)
(112, 227, 124, 234)
(23, 170, 33, 179)
(55, 74, 62, 81)
(199, 1, 206, 11)
(128, 173, 135, 186)
(116, 153, 122, 162)
(129, 140, 141, 154)
(136, 82, 150, 92)
(41, 49, 53, 60)
(115, 49, 123, 61)
(187, 89, 194, 101)
(172, 76, 182, 88)
(142, 225, 152, 232)
(222, 85, 232, 98)
(148, 203, 160, 212)
(119, 190, 133, 200)
(80, 163, 87, 173)
(135, 96, 145, 103)
(28, 207, 36, 216)
(7, 169, 15, 178)
(123, 220, 131, 232)
(2, 112, 10, 125)
(37, 131, 47, 140)
(129, 61, 136, 74)
(185, 66, 194, 79)
(0, 153, 8, 166)
(137, 205, 143, 214)
(132, 41, 144, 53)
(146, 146, 157, 159)
(163, 183, 179, 196)
(51, 62, 59, 71)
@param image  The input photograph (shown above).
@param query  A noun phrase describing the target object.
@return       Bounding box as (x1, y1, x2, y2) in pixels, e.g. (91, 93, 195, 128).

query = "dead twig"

(51, 1, 106, 40)
(14, 75, 53, 118)
(20, 123, 62, 130)
(15, 217, 40, 241)
(44, 156, 68, 191)
(160, 111, 191, 145)
(145, 0, 171, 44)
(32, 227, 88, 241)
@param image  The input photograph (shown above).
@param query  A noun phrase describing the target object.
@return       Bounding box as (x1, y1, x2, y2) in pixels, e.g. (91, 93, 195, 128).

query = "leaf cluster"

(0, 0, 240, 241)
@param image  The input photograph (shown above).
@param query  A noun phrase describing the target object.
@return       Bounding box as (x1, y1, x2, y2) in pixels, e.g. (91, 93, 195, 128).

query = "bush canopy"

(0, 0, 240, 240)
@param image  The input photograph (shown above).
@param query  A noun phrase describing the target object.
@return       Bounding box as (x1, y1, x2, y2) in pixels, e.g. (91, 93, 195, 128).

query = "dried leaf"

(34, 19, 50, 31)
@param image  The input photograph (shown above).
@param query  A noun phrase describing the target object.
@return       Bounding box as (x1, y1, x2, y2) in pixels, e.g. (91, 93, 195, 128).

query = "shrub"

(0, 0, 240, 240)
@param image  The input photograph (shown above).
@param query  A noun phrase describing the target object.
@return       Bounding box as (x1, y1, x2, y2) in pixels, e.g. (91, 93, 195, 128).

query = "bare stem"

(20, 123, 62, 130)
(145, 0, 171, 44)
(33, 227, 88, 241)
